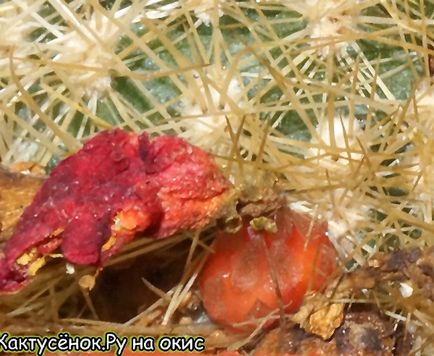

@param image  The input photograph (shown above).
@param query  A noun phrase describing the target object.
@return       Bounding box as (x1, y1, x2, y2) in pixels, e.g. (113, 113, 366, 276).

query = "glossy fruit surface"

(199, 207, 336, 331)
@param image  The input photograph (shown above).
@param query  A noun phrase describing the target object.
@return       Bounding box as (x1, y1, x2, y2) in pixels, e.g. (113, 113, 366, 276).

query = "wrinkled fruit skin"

(199, 207, 336, 332)
(0, 129, 229, 293)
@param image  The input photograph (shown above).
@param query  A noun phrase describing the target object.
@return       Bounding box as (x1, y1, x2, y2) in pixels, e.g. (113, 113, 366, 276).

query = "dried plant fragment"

(254, 308, 395, 356)
(238, 188, 286, 219)
(365, 247, 434, 300)
(0, 129, 230, 293)
(291, 289, 345, 340)
(292, 267, 378, 340)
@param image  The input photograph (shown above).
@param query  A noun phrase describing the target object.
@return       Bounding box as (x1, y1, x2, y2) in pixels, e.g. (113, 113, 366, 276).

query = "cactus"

(1, 0, 434, 353)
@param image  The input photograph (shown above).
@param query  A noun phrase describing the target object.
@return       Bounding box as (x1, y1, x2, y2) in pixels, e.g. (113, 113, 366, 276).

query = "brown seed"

(429, 55, 434, 77)
(429, 44, 434, 77)
(79, 274, 96, 290)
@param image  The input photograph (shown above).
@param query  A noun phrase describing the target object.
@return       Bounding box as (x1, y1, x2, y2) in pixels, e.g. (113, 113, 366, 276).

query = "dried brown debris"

(253, 307, 396, 356)
(290, 269, 376, 340)
(365, 246, 434, 301)
(291, 281, 346, 340)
